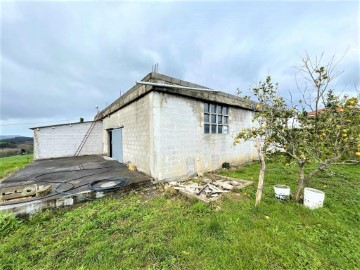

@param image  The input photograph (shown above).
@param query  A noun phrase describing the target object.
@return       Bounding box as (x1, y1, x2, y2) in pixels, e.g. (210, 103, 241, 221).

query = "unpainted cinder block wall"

(102, 91, 152, 175)
(33, 121, 103, 160)
(151, 91, 257, 181)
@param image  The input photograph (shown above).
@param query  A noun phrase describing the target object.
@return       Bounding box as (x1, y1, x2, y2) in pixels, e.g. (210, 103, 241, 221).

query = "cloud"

(0, 1, 359, 136)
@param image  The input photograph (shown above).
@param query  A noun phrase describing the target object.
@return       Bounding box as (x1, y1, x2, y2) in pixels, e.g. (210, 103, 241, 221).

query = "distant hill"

(0, 136, 33, 144)
(0, 135, 22, 140)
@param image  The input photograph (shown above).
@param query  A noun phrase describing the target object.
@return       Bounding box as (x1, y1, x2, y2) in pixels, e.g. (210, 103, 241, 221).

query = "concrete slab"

(0, 155, 152, 215)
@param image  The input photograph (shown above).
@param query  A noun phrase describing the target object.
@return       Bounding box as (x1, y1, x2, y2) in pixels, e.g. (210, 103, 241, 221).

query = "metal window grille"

(204, 103, 229, 134)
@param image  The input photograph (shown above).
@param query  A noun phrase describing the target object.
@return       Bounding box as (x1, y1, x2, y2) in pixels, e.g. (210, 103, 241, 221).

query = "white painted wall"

(33, 121, 103, 160)
(102, 91, 152, 175)
(151, 92, 257, 181)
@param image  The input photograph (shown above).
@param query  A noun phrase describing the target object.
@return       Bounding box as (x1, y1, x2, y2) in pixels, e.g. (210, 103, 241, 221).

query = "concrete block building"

(32, 72, 258, 181)
(31, 121, 103, 160)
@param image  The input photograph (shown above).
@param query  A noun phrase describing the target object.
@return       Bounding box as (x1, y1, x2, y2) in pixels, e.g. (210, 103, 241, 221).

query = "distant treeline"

(0, 141, 17, 149)
(0, 137, 33, 157)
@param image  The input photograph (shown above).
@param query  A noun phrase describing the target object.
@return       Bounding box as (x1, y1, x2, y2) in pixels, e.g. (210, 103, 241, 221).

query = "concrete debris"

(203, 178, 212, 183)
(169, 181, 178, 186)
(1, 184, 52, 204)
(230, 180, 240, 186)
(36, 185, 52, 197)
(1, 184, 38, 201)
(213, 181, 234, 190)
(166, 175, 253, 203)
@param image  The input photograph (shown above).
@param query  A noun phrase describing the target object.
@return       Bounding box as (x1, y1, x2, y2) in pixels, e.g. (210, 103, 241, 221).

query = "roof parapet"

(136, 81, 218, 92)
(95, 72, 257, 120)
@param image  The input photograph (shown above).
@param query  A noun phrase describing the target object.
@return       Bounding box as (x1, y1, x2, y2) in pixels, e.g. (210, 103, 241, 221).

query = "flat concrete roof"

(95, 72, 257, 120)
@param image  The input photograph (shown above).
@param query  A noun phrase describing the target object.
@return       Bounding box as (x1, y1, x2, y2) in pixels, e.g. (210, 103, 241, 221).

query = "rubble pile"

(165, 175, 253, 202)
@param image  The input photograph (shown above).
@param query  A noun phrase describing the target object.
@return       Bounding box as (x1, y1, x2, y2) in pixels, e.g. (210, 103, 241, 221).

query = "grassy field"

(0, 156, 359, 269)
(0, 154, 33, 180)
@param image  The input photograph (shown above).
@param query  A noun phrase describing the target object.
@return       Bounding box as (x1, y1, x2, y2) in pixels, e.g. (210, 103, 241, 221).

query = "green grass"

(0, 157, 359, 269)
(0, 154, 33, 180)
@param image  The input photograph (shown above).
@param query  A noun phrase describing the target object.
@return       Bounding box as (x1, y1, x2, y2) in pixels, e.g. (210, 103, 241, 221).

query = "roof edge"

(30, 120, 97, 130)
(95, 72, 257, 120)
(144, 72, 210, 89)
(152, 86, 258, 111)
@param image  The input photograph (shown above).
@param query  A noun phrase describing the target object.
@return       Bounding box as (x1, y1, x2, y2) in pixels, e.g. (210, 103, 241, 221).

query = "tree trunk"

(255, 136, 266, 207)
(294, 161, 305, 201)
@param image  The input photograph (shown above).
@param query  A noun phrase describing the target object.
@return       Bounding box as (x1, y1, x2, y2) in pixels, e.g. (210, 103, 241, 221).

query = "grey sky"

(0, 1, 359, 136)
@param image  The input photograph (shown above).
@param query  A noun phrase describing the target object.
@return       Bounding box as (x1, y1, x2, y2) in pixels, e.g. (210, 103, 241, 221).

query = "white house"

(32, 72, 258, 181)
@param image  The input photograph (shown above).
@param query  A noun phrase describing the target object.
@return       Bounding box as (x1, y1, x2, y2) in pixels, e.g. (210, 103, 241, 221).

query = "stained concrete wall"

(151, 92, 257, 181)
(33, 121, 103, 160)
(102, 90, 152, 175)
(100, 89, 257, 181)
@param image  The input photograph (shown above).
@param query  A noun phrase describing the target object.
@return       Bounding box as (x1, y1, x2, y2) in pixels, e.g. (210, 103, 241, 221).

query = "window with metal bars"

(204, 103, 229, 134)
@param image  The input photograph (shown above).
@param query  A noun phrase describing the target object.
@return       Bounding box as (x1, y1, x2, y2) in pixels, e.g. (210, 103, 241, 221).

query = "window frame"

(204, 102, 229, 134)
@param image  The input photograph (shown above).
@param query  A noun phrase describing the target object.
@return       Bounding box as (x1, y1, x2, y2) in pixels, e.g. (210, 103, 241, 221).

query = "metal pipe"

(136, 81, 219, 92)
